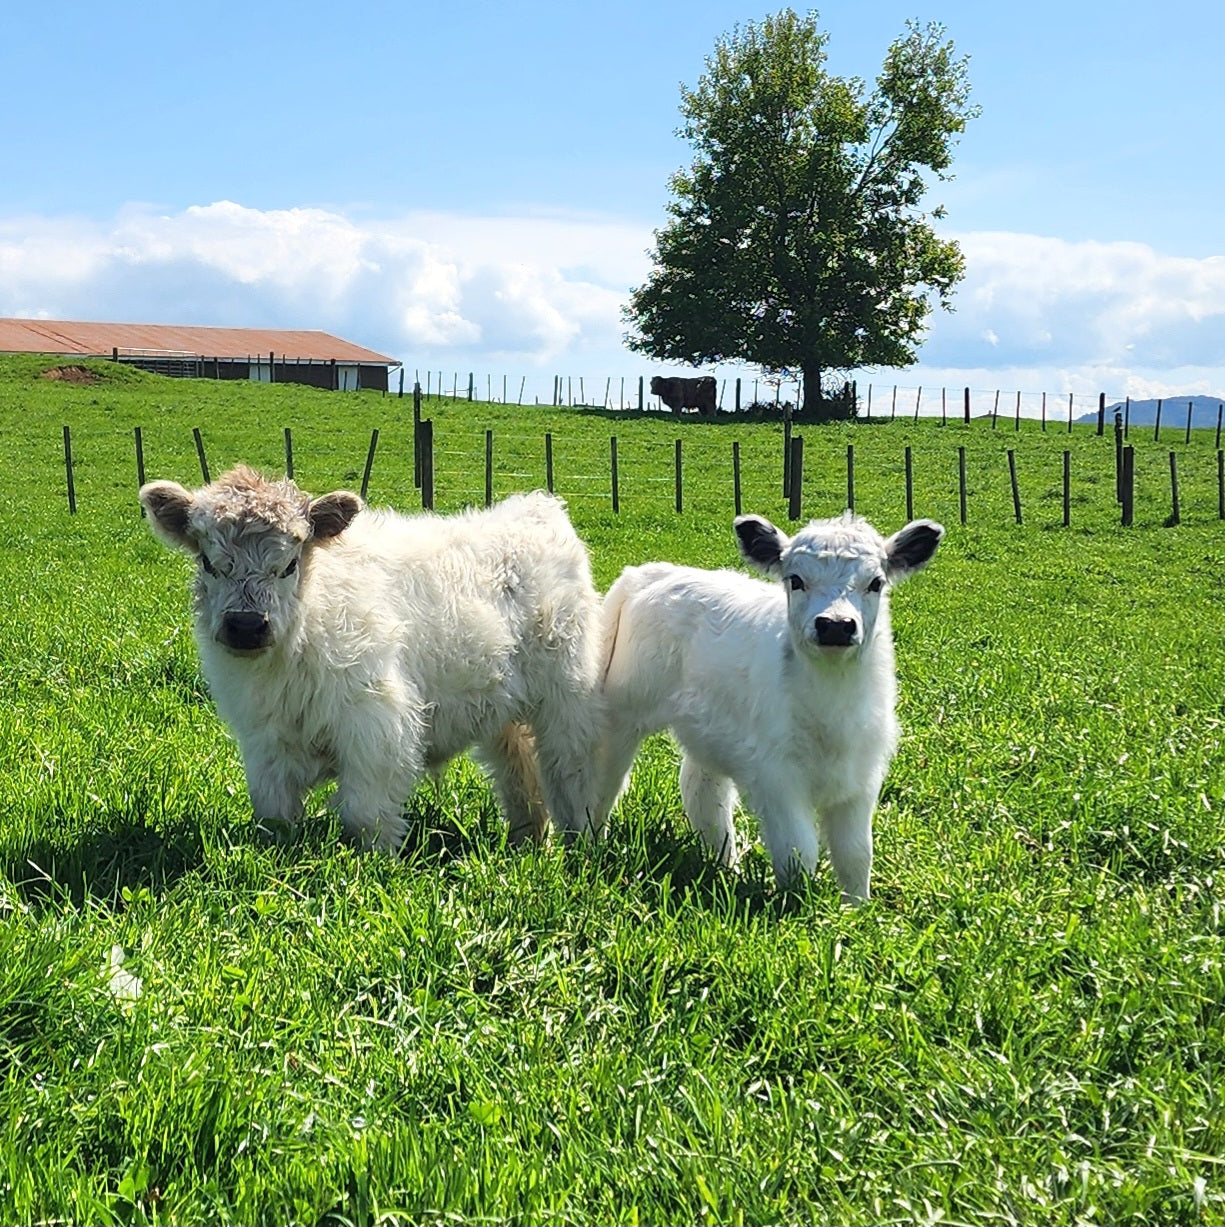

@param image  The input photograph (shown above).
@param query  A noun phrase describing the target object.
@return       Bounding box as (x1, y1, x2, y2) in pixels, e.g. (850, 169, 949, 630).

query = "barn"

(0, 318, 401, 392)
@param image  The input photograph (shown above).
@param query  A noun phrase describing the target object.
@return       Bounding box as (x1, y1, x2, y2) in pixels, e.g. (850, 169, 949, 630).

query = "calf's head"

(734, 511, 943, 657)
(139, 465, 361, 655)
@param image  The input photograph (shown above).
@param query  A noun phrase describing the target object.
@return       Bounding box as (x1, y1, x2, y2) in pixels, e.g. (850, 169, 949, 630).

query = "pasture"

(1, 355, 1223, 1225)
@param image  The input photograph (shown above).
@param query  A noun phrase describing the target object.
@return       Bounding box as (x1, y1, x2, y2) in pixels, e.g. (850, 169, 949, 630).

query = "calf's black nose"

(815, 616, 858, 647)
(221, 611, 271, 651)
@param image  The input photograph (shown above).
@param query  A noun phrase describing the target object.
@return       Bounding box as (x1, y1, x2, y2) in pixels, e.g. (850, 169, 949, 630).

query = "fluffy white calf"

(594, 511, 944, 900)
(139, 466, 604, 851)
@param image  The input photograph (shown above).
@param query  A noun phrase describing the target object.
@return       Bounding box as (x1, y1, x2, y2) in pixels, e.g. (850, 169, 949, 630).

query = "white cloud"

(0, 201, 649, 373)
(2, 204, 1224, 404)
(920, 231, 1225, 396)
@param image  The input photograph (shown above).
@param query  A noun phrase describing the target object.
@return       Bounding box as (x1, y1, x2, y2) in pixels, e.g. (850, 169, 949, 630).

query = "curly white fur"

(140, 466, 604, 851)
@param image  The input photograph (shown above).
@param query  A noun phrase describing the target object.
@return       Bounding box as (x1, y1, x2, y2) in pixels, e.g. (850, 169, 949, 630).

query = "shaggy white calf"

(594, 511, 944, 900)
(139, 466, 604, 851)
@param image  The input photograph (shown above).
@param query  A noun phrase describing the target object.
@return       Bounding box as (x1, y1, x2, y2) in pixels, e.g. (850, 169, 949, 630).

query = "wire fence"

(399, 369, 1225, 435)
(60, 406, 1225, 532)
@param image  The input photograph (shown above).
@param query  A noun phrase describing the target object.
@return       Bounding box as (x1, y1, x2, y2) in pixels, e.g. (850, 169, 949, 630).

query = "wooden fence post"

(1168, 452, 1180, 525)
(914, 386, 922, 423)
(1015, 390, 1022, 432)
(783, 410, 792, 496)
(467, 373, 474, 401)
(675, 439, 683, 514)
(360, 429, 379, 501)
(958, 446, 968, 525)
(1097, 391, 1106, 436)
(1041, 392, 1047, 433)
(638, 375, 644, 413)
(1219, 450, 1224, 520)
(735, 378, 742, 413)
(732, 441, 742, 516)
(1121, 446, 1134, 527)
(134, 426, 146, 509)
(421, 420, 434, 510)
(1217, 404, 1223, 451)
(485, 429, 493, 507)
(193, 427, 210, 483)
(284, 427, 294, 480)
(1186, 401, 1194, 446)
(1154, 398, 1163, 442)
(991, 389, 999, 430)
(1124, 396, 1131, 439)
(63, 425, 76, 514)
(788, 436, 804, 520)
(1067, 392, 1074, 434)
(963, 386, 970, 425)
(545, 433, 554, 494)
(413, 382, 422, 488)
(941, 387, 947, 426)
(1008, 449, 1022, 524)
(611, 437, 620, 514)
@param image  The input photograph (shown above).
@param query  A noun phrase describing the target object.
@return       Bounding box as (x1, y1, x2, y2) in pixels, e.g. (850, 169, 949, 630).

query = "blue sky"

(3, 0, 1224, 407)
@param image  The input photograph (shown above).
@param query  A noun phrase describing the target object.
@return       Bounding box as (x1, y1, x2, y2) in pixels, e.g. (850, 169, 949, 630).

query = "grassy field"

(1, 355, 1224, 1225)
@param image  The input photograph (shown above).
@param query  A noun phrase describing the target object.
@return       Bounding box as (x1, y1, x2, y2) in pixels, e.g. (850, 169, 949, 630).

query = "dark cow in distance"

(651, 375, 717, 415)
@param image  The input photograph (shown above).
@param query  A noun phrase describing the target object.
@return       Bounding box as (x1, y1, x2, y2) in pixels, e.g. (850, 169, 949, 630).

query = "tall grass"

(1, 356, 1223, 1225)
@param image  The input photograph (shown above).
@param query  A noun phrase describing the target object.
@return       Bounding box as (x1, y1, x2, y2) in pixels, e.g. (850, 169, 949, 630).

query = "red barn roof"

(0, 318, 399, 366)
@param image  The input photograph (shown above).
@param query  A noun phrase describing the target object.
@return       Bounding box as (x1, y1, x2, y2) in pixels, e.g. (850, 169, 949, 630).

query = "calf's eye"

(868, 576, 884, 593)
(281, 558, 299, 578)
(787, 575, 805, 592)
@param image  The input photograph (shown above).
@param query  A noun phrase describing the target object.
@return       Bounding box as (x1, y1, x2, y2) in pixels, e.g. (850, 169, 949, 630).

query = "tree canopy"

(624, 9, 978, 417)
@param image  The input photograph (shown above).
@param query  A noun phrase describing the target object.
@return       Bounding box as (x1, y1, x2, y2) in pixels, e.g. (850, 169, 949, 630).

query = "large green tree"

(625, 10, 978, 418)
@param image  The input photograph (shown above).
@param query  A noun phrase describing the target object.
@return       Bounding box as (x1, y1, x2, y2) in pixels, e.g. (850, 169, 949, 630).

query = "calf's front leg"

(819, 792, 876, 904)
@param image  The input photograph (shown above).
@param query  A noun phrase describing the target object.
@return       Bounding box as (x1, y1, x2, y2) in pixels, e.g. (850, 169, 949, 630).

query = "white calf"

(140, 466, 604, 851)
(594, 511, 943, 900)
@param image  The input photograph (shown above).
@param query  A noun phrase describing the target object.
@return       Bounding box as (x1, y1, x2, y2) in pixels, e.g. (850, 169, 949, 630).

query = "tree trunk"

(802, 361, 827, 418)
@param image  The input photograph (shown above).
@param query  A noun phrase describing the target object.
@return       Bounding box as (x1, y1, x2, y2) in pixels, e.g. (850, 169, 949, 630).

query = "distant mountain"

(1075, 395, 1224, 430)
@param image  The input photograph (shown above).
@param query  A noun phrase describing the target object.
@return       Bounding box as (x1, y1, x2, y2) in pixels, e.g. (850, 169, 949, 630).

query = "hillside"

(1076, 393, 1224, 429)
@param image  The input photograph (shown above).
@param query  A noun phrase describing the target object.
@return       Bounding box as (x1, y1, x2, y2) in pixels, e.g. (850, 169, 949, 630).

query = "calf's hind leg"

(679, 753, 738, 866)
(479, 722, 550, 845)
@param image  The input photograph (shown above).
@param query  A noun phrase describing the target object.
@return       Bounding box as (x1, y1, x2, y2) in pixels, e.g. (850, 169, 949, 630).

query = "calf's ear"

(308, 490, 362, 540)
(734, 514, 788, 576)
(139, 481, 196, 551)
(885, 519, 944, 582)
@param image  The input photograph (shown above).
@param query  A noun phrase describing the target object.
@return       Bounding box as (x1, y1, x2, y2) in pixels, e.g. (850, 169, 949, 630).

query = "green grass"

(1, 355, 1224, 1224)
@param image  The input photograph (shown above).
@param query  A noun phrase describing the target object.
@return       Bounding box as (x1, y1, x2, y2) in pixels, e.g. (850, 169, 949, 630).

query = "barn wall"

(357, 364, 389, 393)
(112, 353, 392, 390)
